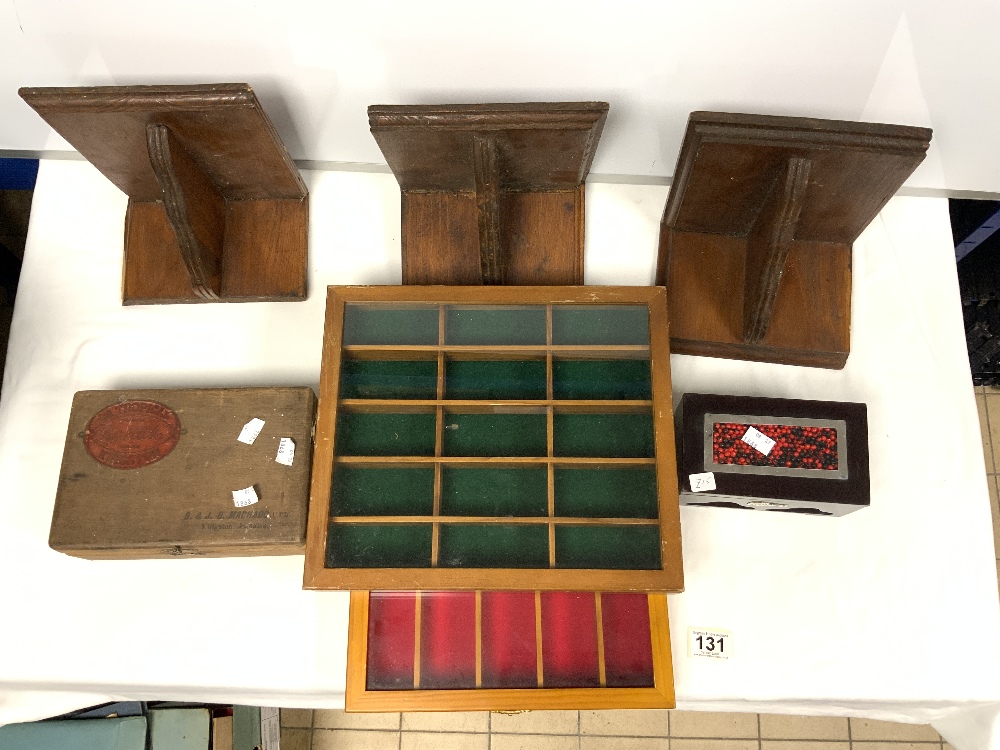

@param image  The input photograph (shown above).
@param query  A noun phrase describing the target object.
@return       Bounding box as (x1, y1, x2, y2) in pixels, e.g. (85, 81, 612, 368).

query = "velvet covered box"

(676, 393, 869, 516)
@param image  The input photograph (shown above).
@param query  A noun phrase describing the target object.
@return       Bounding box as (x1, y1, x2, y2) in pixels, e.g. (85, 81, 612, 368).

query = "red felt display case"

(346, 590, 675, 711)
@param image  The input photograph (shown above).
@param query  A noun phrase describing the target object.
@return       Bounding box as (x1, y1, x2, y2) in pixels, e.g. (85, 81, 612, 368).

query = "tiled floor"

(279, 708, 953, 749)
(273, 383, 1000, 750)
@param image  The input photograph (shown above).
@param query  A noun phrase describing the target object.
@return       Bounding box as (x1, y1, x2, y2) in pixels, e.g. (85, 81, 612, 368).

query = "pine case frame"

(303, 286, 683, 592)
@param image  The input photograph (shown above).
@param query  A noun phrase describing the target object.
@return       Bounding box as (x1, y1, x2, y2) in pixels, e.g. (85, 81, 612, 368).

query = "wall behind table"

(1, 0, 996, 193)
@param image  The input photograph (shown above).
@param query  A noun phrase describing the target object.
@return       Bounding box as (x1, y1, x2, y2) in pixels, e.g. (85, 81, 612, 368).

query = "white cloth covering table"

(0, 160, 997, 749)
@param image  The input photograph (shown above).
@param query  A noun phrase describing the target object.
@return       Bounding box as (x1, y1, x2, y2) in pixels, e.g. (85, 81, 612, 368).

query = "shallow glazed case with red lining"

(346, 590, 674, 710)
(677, 393, 869, 516)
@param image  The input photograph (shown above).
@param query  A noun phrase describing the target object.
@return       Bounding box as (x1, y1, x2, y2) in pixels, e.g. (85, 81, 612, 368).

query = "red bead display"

(712, 422, 838, 470)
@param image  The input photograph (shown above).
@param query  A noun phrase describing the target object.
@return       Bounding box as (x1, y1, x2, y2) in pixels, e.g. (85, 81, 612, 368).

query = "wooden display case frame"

(345, 590, 675, 711)
(303, 285, 683, 592)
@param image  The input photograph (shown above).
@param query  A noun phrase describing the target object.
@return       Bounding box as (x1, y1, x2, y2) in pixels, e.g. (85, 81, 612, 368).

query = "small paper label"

(689, 628, 732, 659)
(260, 706, 280, 750)
(232, 486, 259, 507)
(237, 417, 265, 445)
(689, 472, 716, 492)
(276, 437, 295, 466)
(741, 426, 775, 455)
(745, 500, 786, 508)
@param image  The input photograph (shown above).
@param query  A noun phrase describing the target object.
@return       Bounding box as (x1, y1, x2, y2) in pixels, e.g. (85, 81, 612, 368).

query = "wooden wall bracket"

(19, 84, 308, 305)
(656, 112, 931, 369)
(368, 102, 609, 285)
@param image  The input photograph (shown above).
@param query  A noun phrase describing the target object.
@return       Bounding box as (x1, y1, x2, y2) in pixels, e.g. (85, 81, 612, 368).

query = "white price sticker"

(689, 628, 732, 659)
(237, 417, 265, 445)
(232, 486, 259, 507)
(275, 437, 295, 466)
(689, 472, 716, 492)
(741, 426, 775, 456)
(260, 706, 280, 750)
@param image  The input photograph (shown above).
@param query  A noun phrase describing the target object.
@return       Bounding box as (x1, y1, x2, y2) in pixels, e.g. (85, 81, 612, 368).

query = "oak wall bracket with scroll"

(19, 83, 308, 304)
(369, 102, 608, 286)
(655, 111, 931, 369)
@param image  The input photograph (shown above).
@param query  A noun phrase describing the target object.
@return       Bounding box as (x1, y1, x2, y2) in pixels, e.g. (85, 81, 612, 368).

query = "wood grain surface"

(19, 83, 308, 304)
(370, 103, 606, 285)
(655, 111, 931, 368)
(51, 387, 316, 559)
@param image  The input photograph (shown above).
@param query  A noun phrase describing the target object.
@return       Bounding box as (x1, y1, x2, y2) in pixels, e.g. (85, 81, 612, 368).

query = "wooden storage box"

(51, 387, 315, 559)
(304, 286, 683, 592)
(346, 589, 674, 711)
(676, 392, 869, 516)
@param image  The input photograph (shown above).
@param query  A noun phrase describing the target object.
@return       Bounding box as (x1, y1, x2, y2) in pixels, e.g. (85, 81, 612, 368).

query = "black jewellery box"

(676, 393, 870, 516)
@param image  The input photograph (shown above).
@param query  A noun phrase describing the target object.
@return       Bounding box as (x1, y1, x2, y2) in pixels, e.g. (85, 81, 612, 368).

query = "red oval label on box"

(84, 400, 181, 470)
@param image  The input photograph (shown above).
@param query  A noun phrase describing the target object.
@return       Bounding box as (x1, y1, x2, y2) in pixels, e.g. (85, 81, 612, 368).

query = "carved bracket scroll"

(742, 156, 812, 343)
(145, 124, 225, 300)
(473, 135, 505, 284)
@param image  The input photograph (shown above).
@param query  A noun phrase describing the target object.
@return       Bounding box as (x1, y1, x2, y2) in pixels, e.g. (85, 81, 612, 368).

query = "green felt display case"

(304, 286, 683, 592)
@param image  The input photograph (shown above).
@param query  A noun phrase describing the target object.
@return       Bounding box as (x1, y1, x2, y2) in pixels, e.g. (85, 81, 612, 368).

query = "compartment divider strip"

(535, 591, 544, 688)
(546, 304, 556, 568)
(413, 592, 422, 688)
(475, 590, 483, 688)
(343, 344, 651, 354)
(330, 516, 661, 525)
(596, 592, 607, 687)
(431, 305, 446, 567)
(336, 456, 657, 466)
(338, 399, 653, 409)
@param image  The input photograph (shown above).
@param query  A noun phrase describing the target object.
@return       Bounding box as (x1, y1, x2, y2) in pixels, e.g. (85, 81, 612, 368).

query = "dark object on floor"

(0, 239, 22, 304)
(954, 199, 1000, 386)
(0, 157, 38, 191)
(656, 111, 931, 369)
(19, 84, 308, 304)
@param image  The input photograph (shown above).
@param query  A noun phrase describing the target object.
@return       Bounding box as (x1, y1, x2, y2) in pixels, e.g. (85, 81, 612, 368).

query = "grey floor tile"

(312, 728, 399, 750)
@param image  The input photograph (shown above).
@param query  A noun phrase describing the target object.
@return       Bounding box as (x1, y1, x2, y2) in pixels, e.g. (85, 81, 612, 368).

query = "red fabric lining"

(541, 591, 600, 687)
(601, 593, 655, 687)
(420, 591, 477, 689)
(481, 591, 538, 688)
(366, 592, 416, 690)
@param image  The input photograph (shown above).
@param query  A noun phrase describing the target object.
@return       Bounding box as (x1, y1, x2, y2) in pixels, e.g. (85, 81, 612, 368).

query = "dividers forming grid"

(329, 301, 661, 571)
(364, 590, 660, 692)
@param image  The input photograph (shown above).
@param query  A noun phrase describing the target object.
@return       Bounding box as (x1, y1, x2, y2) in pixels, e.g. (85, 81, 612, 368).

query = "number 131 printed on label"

(689, 628, 732, 659)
